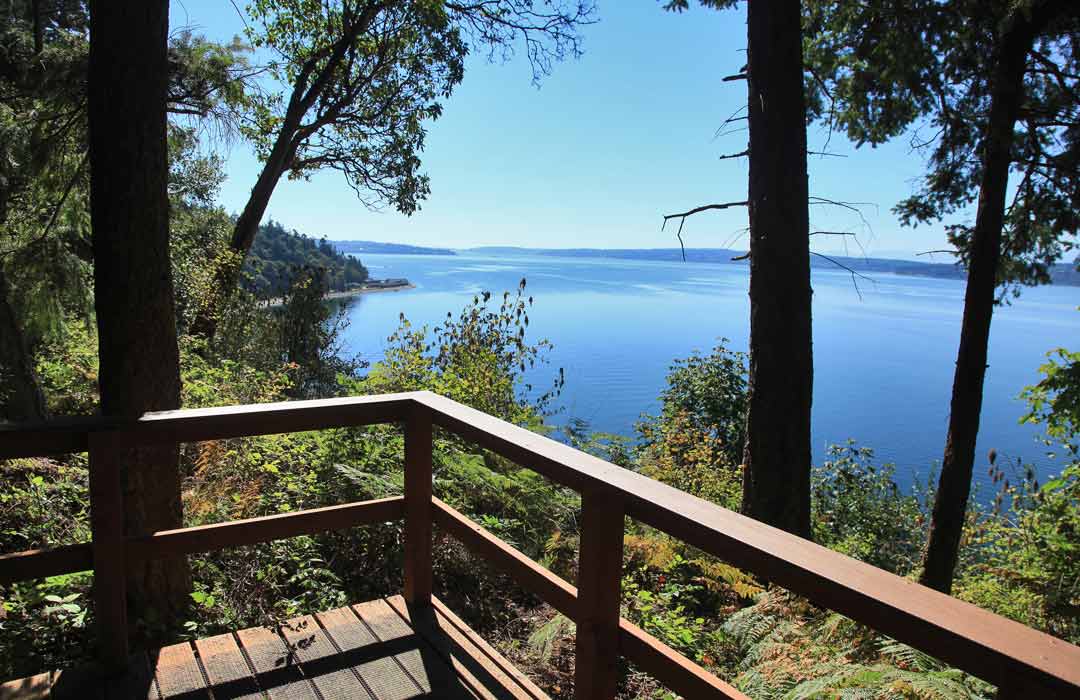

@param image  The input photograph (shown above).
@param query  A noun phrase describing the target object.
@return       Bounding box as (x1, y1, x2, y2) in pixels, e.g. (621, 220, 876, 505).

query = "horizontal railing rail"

(1, 391, 1077, 699)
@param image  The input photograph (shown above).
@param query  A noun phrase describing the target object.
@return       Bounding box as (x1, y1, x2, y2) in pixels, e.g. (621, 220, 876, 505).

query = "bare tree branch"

(811, 251, 873, 300)
(662, 201, 748, 222)
(661, 201, 748, 261)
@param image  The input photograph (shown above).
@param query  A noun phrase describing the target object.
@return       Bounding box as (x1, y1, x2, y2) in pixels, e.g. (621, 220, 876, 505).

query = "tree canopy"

(803, 0, 1080, 290)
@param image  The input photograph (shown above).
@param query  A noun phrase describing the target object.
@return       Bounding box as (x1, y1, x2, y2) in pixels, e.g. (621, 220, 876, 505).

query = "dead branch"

(712, 106, 748, 141)
(811, 251, 873, 300)
(916, 249, 959, 257)
(808, 196, 876, 236)
(719, 149, 749, 160)
(662, 201, 748, 223)
(661, 201, 749, 262)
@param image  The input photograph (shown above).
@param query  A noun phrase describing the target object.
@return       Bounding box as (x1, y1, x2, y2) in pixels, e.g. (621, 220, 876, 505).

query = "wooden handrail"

(1, 392, 1079, 698)
(125, 497, 405, 562)
(0, 392, 419, 459)
(432, 498, 747, 700)
(0, 543, 93, 585)
(413, 391, 1080, 696)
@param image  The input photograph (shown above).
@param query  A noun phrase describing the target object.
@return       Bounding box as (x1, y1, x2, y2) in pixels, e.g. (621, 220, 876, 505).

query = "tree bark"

(0, 266, 48, 422)
(919, 4, 1056, 594)
(740, 0, 814, 539)
(88, 0, 190, 624)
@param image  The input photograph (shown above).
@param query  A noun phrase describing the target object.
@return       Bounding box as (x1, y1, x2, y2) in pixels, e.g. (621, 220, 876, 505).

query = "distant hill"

(465, 246, 1080, 286)
(334, 240, 456, 256)
(245, 220, 369, 296)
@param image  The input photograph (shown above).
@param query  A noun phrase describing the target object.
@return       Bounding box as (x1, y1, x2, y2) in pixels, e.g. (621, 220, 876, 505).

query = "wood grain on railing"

(618, 620, 749, 700)
(0, 543, 92, 585)
(432, 498, 743, 700)
(574, 490, 624, 700)
(404, 403, 433, 606)
(414, 391, 1080, 695)
(432, 498, 578, 619)
(88, 434, 128, 672)
(2, 392, 1079, 698)
(0, 393, 418, 459)
(125, 497, 405, 562)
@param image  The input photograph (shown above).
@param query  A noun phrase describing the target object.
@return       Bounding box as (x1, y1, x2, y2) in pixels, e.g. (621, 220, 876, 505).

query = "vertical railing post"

(575, 488, 625, 700)
(88, 433, 129, 673)
(404, 403, 433, 606)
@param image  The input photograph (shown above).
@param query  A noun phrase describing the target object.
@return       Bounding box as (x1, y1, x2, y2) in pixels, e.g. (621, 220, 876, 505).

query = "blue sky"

(170, 1, 958, 258)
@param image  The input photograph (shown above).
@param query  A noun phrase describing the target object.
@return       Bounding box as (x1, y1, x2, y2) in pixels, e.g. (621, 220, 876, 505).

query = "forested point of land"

(245, 220, 369, 297)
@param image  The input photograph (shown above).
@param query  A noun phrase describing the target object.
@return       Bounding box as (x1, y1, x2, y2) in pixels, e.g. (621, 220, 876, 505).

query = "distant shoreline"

(265, 280, 415, 307)
(325, 283, 416, 300)
(345, 244, 1080, 287)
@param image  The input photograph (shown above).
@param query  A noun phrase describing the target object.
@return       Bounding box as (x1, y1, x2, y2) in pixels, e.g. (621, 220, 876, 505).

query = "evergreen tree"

(88, 0, 188, 624)
(664, 0, 814, 537)
(804, 0, 1080, 592)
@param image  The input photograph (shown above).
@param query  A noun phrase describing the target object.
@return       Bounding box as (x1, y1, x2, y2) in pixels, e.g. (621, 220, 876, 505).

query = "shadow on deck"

(0, 596, 547, 700)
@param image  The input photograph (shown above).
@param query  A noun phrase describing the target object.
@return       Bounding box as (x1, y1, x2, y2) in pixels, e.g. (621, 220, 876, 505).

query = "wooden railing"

(2, 391, 1079, 699)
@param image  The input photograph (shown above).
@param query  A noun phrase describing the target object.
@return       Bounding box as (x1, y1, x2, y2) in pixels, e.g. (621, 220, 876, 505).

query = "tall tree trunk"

(740, 0, 813, 539)
(0, 266, 48, 422)
(919, 6, 1051, 594)
(88, 0, 190, 624)
(30, 0, 44, 54)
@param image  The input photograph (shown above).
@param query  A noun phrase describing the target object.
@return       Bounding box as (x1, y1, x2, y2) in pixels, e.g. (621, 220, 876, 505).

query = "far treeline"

(1, 1, 1079, 699)
(245, 219, 369, 297)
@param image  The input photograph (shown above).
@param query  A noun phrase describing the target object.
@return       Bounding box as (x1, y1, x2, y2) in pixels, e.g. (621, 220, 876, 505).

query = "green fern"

(877, 638, 947, 673)
(525, 613, 574, 662)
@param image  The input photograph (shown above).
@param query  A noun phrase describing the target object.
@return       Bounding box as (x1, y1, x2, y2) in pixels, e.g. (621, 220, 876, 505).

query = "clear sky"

(169, 1, 959, 258)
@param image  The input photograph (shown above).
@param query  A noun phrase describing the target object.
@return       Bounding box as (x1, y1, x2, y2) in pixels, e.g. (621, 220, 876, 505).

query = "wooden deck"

(0, 596, 548, 700)
(4, 392, 1080, 699)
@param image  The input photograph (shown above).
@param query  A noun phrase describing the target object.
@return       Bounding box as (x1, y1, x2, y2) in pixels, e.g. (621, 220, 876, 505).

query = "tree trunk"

(88, 0, 190, 624)
(740, 0, 814, 539)
(0, 266, 48, 422)
(187, 133, 296, 340)
(919, 6, 1050, 594)
(187, 15, 376, 343)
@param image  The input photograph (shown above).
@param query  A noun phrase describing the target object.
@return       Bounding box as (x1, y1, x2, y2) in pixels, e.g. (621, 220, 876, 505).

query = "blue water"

(338, 252, 1080, 494)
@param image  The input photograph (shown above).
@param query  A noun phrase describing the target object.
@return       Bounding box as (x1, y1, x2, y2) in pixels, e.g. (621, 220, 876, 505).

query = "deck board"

(234, 624, 316, 700)
(192, 634, 261, 700)
(350, 600, 429, 700)
(153, 641, 209, 699)
(0, 596, 547, 700)
(279, 614, 371, 699)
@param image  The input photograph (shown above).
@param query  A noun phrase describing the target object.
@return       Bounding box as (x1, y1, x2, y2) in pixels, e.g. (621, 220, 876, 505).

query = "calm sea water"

(338, 252, 1080, 494)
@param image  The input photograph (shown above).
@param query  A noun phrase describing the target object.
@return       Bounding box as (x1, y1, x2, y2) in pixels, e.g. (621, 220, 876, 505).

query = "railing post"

(404, 403, 433, 606)
(575, 489, 624, 700)
(88, 433, 129, 673)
